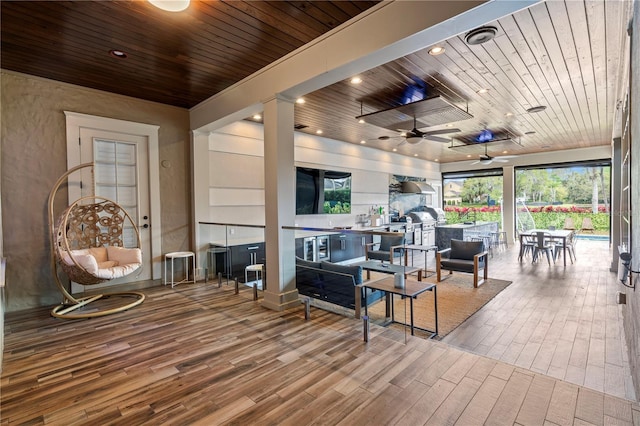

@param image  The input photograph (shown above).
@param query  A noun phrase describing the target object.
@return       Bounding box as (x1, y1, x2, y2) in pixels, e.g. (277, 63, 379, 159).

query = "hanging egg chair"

(48, 163, 145, 319)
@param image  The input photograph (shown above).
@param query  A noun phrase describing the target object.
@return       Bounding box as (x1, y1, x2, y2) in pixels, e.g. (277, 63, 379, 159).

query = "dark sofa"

(295, 257, 380, 313)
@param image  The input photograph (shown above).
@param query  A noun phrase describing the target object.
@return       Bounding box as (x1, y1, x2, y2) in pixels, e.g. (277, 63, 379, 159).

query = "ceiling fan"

(471, 144, 516, 165)
(377, 117, 460, 145)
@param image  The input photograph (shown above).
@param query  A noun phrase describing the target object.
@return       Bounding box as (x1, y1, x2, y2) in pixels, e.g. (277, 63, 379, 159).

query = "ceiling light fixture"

(358, 119, 365, 124)
(350, 77, 362, 84)
(392, 148, 397, 152)
(526, 105, 547, 113)
(414, 154, 418, 157)
(296, 98, 305, 104)
(109, 50, 128, 59)
(316, 130, 323, 135)
(477, 88, 489, 94)
(504, 112, 513, 117)
(360, 140, 366, 144)
(464, 26, 498, 45)
(428, 46, 445, 56)
(253, 114, 262, 120)
(148, 0, 190, 12)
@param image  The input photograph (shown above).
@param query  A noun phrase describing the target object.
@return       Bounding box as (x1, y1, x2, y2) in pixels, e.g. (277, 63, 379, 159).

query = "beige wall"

(0, 70, 191, 312)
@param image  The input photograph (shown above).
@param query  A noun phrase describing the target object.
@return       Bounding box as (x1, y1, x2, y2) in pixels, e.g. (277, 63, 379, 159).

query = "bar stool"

(164, 251, 196, 288)
(491, 231, 508, 250)
(245, 263, 264, 289)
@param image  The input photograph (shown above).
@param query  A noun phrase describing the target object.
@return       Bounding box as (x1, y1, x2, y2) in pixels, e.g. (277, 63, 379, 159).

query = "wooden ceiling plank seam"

(5, 2, 277, 79)
(229, 0, 330, 41)
(527, 1, 592, 144)
(564, 0, 603, 145)
(584, 0, 613, 143)
(446, 35, 542, 135)
(520, 3, 586, 144)
(195, 2, 309, 57)
(0, 37, 239, 98)
(437, 36, 548, 142)
(98, 2, 292, 69)
(552, 0, 599, 145)
(290, 1, 353, 29)
(510, 6, 587, 145)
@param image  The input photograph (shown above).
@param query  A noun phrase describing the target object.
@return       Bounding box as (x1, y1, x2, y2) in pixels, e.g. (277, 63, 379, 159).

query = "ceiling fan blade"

(493, 158, 509, 163)
(424, 135, 450, 143)
(397, 139, 407, 147)
(423, 128, 462, 136)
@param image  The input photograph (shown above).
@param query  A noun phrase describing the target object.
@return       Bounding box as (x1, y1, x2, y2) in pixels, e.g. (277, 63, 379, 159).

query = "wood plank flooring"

(1, 239, 638, 424)
(443, 239, 636, 401)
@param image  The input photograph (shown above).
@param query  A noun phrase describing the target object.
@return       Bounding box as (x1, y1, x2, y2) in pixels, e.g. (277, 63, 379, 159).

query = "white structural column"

(261, 96, 299, 311)
(502, 165, 516, 244)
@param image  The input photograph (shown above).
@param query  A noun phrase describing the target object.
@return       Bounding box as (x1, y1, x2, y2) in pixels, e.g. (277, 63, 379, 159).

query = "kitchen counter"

(435, 221, 498, 250)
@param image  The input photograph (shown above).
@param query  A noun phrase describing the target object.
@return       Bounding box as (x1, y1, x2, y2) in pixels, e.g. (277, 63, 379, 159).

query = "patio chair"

(563, 217, 576, 230)
(581, 217, 595, 233)
(436, 239, 488, 288)
(532, 231, 555, 265)
(365, 233, 405, 264)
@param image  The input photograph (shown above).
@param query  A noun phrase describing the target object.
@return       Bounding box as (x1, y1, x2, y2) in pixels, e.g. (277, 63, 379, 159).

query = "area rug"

(366, 273, 512, 339)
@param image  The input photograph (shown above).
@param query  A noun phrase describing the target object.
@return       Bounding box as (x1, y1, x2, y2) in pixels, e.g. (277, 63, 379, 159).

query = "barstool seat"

(245, 263, 264, 289)
(164, 251, 196, 288)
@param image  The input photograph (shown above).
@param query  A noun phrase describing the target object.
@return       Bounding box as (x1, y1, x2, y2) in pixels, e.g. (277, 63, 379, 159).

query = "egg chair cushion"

(61, 246, 142, 280)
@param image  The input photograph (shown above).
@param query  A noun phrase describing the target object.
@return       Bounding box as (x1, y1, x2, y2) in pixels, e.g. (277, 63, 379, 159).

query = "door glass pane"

(93, 138, 139, 245)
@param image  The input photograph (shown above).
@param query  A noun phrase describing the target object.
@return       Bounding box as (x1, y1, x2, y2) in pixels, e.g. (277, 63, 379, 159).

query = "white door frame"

(64, 111, 162, 279)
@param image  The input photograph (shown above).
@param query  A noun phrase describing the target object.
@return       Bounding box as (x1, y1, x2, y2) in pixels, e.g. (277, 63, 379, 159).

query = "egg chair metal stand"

(48, 163, 145, 319)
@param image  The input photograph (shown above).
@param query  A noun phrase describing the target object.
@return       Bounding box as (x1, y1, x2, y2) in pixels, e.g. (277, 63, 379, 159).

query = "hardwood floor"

(1, 239, 638, 424)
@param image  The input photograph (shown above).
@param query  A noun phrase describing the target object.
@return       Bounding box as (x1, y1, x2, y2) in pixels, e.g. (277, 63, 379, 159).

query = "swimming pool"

(576, 234, 609, 241)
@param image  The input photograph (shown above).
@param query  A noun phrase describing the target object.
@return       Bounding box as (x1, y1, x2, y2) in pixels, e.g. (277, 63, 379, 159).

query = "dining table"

(518, 229, 574, 266)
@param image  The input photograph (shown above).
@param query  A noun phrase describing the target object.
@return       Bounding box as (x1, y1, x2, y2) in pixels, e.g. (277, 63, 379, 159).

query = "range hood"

(401, 181, 436, 194)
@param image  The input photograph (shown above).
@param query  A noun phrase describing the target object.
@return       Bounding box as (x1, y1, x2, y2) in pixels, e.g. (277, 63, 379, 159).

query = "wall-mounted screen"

(296, 167, 351, 215)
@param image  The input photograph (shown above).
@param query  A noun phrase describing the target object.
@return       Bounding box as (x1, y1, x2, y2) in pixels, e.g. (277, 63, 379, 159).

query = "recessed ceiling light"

(358, 119, 365, 124)
(502, 150, 508, 154)
(467, 155, 472, 158)
(148, 0, 190, 12)
(296, 98, 305, 104)
(360, 140, 366, 144)
(526, 105, 547, 113)
(435, 159, 439, 162)
(446, 124, 454, 127)
(351, 77, 362, 84)
(504, 112, 514, 117)
(414, 154, 418, 157)
(109, 50, 128, 59)
(392, 148, 397, 152)
(252, 114, 262, 120)
(400, 132, 407, 137)
(477, 88, 489, 94)
(428, 46, 445, 56)
(465, 26, 498, 45)
(316, 130, 323, 135)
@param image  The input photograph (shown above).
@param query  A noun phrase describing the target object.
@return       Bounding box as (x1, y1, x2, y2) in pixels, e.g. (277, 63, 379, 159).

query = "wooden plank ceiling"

(0, 0, 632, 163)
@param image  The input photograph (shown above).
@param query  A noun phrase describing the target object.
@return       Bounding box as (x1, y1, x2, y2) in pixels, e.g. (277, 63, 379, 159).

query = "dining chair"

(532, 231, 555, 265)
(553, 230, 575, 264)
(518, 232, 536, 261)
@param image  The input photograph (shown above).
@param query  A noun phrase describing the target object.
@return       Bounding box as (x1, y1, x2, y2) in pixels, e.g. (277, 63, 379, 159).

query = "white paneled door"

(77, 129, 152, 288)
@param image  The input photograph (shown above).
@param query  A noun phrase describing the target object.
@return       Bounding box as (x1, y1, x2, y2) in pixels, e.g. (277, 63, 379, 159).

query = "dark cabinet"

(330, 234, 372, 262)
(230, 242, 265, 282)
